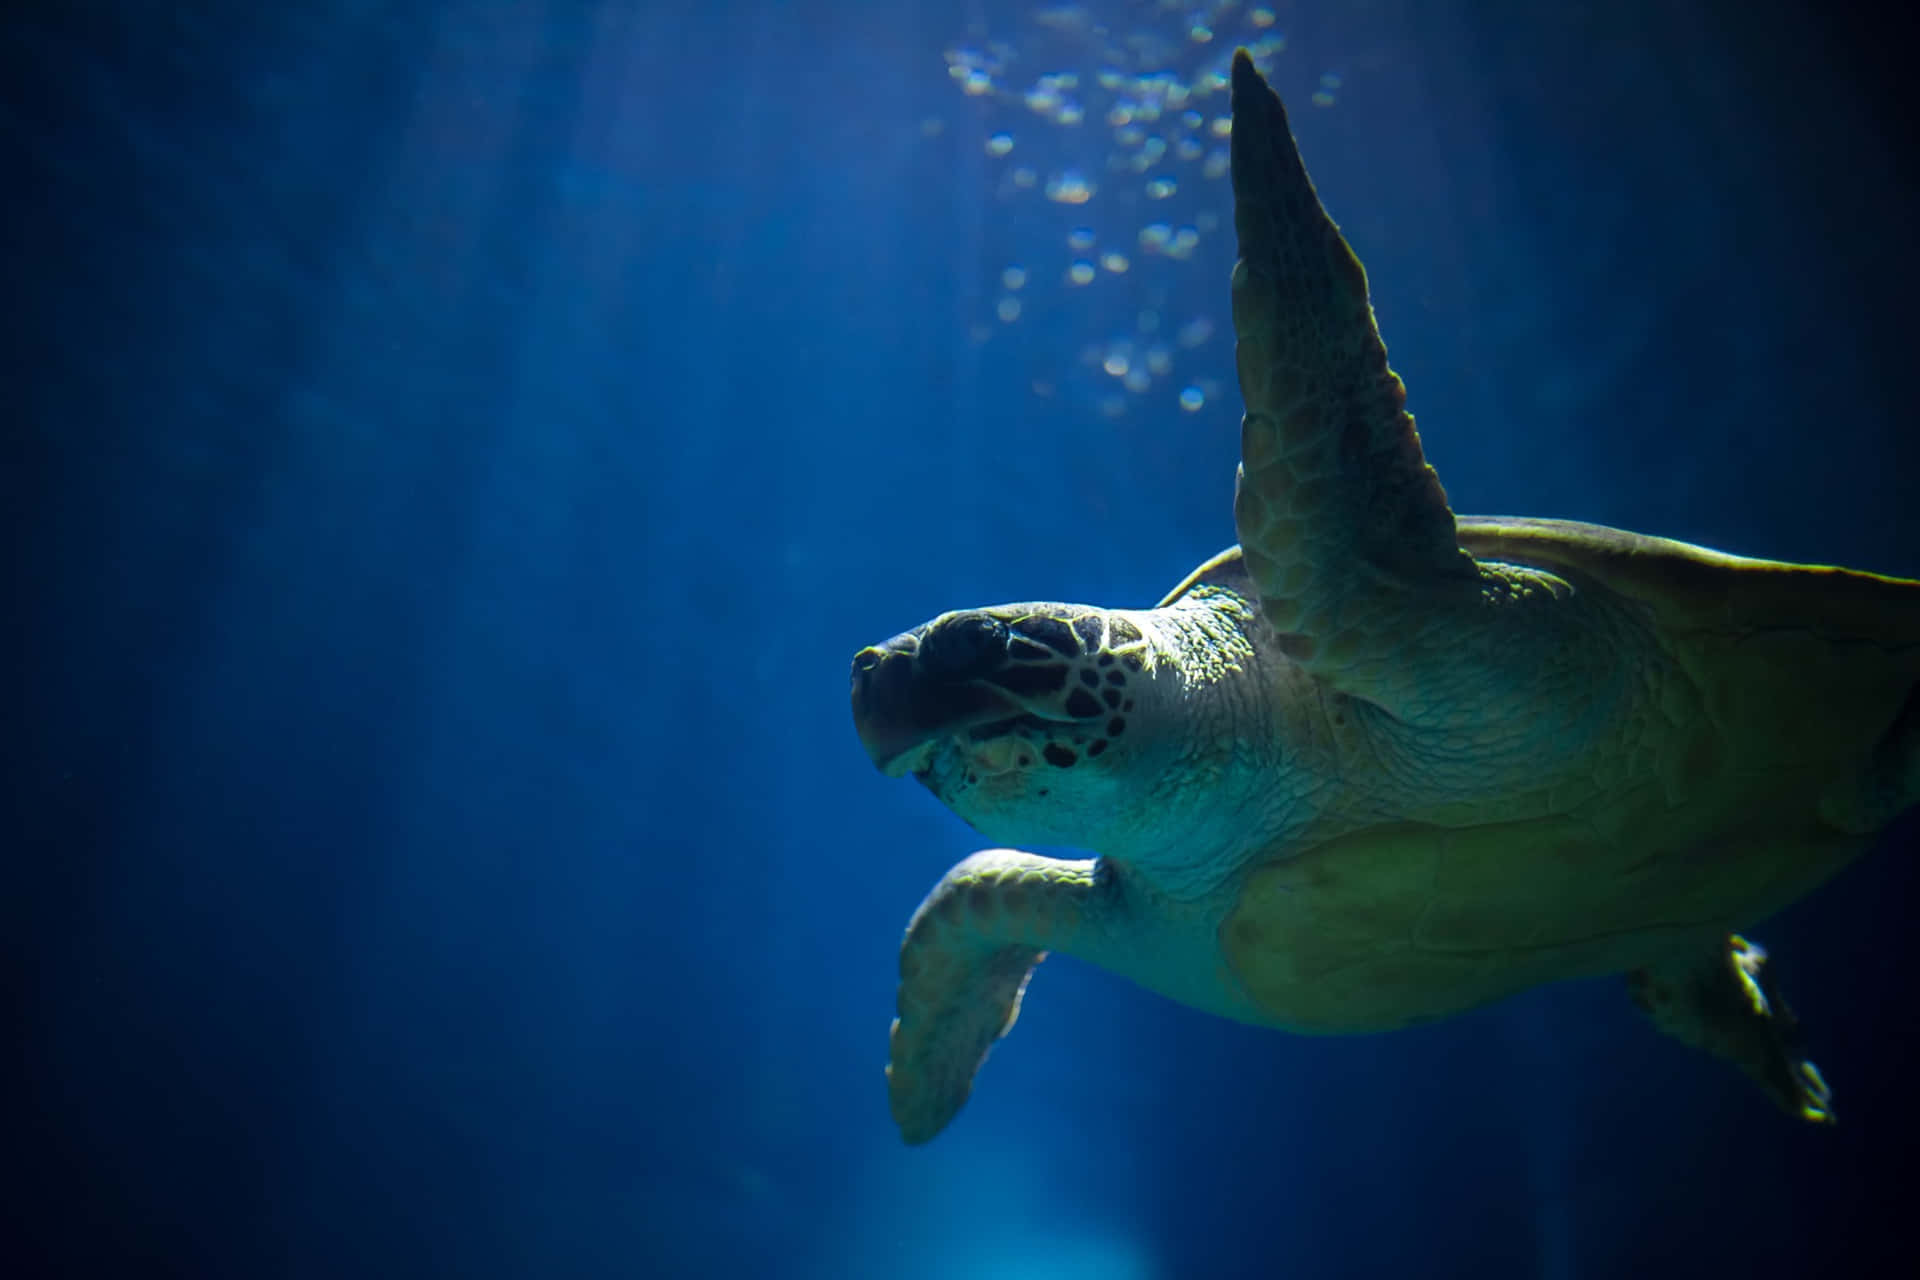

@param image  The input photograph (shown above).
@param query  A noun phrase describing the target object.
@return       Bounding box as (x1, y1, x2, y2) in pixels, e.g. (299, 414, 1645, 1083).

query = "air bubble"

(1046, 172, 1095, 204)
(1180, 386, 1205, 411)
(986, 132, 1014, 156)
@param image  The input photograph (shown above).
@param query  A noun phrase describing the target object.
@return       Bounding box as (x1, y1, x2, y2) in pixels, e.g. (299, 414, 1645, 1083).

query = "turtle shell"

(1203, 516, 1920, 1033)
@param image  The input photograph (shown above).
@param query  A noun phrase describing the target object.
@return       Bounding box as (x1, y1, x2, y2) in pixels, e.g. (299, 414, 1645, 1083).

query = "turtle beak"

(850, 618, 1022, 777)
(851, 638, 933, 775)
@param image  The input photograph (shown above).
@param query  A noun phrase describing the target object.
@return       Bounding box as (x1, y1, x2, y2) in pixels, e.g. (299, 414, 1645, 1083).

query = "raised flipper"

(1628, 934, 1835, 1124)
(888, 849, 1098, 1144)
(1227, 51, 1534, 719)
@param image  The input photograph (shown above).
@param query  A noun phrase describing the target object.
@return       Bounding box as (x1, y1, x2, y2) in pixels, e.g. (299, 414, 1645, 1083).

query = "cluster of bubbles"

(938, 1, 1332, 420)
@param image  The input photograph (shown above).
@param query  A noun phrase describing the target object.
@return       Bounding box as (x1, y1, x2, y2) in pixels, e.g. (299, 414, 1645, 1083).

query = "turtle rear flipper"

(1628, 934, 1835, 1124)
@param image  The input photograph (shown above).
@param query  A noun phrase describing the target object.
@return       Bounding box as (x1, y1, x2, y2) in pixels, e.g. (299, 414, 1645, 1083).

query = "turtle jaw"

(851, 639, 1035, 778)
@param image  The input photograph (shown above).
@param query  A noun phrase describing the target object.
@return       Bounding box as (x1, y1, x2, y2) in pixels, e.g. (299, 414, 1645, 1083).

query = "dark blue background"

(9, 2, 1918, 1277)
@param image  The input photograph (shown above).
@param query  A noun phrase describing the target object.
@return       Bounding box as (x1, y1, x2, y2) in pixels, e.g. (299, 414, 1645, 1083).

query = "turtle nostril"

(851, 646, 908, 710)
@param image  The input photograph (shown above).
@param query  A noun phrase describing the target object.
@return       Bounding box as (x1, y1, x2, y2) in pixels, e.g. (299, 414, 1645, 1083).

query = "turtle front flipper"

(888, 849, 1099, 1144)
(1628, 934, 1835, 1124)
(1226, 51, 1486, 715)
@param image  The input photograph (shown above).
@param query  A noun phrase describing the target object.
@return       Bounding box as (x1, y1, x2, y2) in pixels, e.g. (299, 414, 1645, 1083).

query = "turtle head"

(850, 602, 1168, 847)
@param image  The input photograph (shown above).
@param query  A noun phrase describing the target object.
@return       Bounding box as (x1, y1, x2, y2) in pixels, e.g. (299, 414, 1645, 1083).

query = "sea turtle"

(850, 49, 1920, 1144)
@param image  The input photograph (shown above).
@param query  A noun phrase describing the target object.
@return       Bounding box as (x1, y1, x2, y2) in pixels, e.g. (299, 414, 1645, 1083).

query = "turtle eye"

(1011, 615, 1078, 658)
(920, 614, 1009, 680)
(1007, 635, 1055, 662)
(984, 663, 1069, 698)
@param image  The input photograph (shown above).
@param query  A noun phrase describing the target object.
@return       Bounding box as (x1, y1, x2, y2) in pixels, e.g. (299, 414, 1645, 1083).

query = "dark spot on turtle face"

(1079, 669, 1100, 689)
(1122, 698, 1134, 712)
(1071, 616, 1104, 650)
(1102, 688, 1122, 710)
(966, 771, 978, 785)
(1105, 669, 1126, 686)
(1008, 636, 1054, 662)
(1037, 787, 1049, 797)
(1065, 687, 1102, 719)
(1087, 739, 1107, 757)
(1043, 743, 1078, 768)
(1018, 753, 1032, 767)
(1097, 653, 1114, 667)
(1107, 716, 1126, 737)
(985, 663, 1068, 698)
(1108, 617, 1142, 645)
(1014, 616, 1078, 657)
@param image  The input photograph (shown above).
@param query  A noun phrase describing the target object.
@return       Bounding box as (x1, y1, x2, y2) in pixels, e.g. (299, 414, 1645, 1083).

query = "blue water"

(11, 2, 1918, 1277)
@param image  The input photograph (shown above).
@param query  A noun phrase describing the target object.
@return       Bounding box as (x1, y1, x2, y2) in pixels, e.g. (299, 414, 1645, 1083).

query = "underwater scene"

(12, 1, 1920, 1276)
